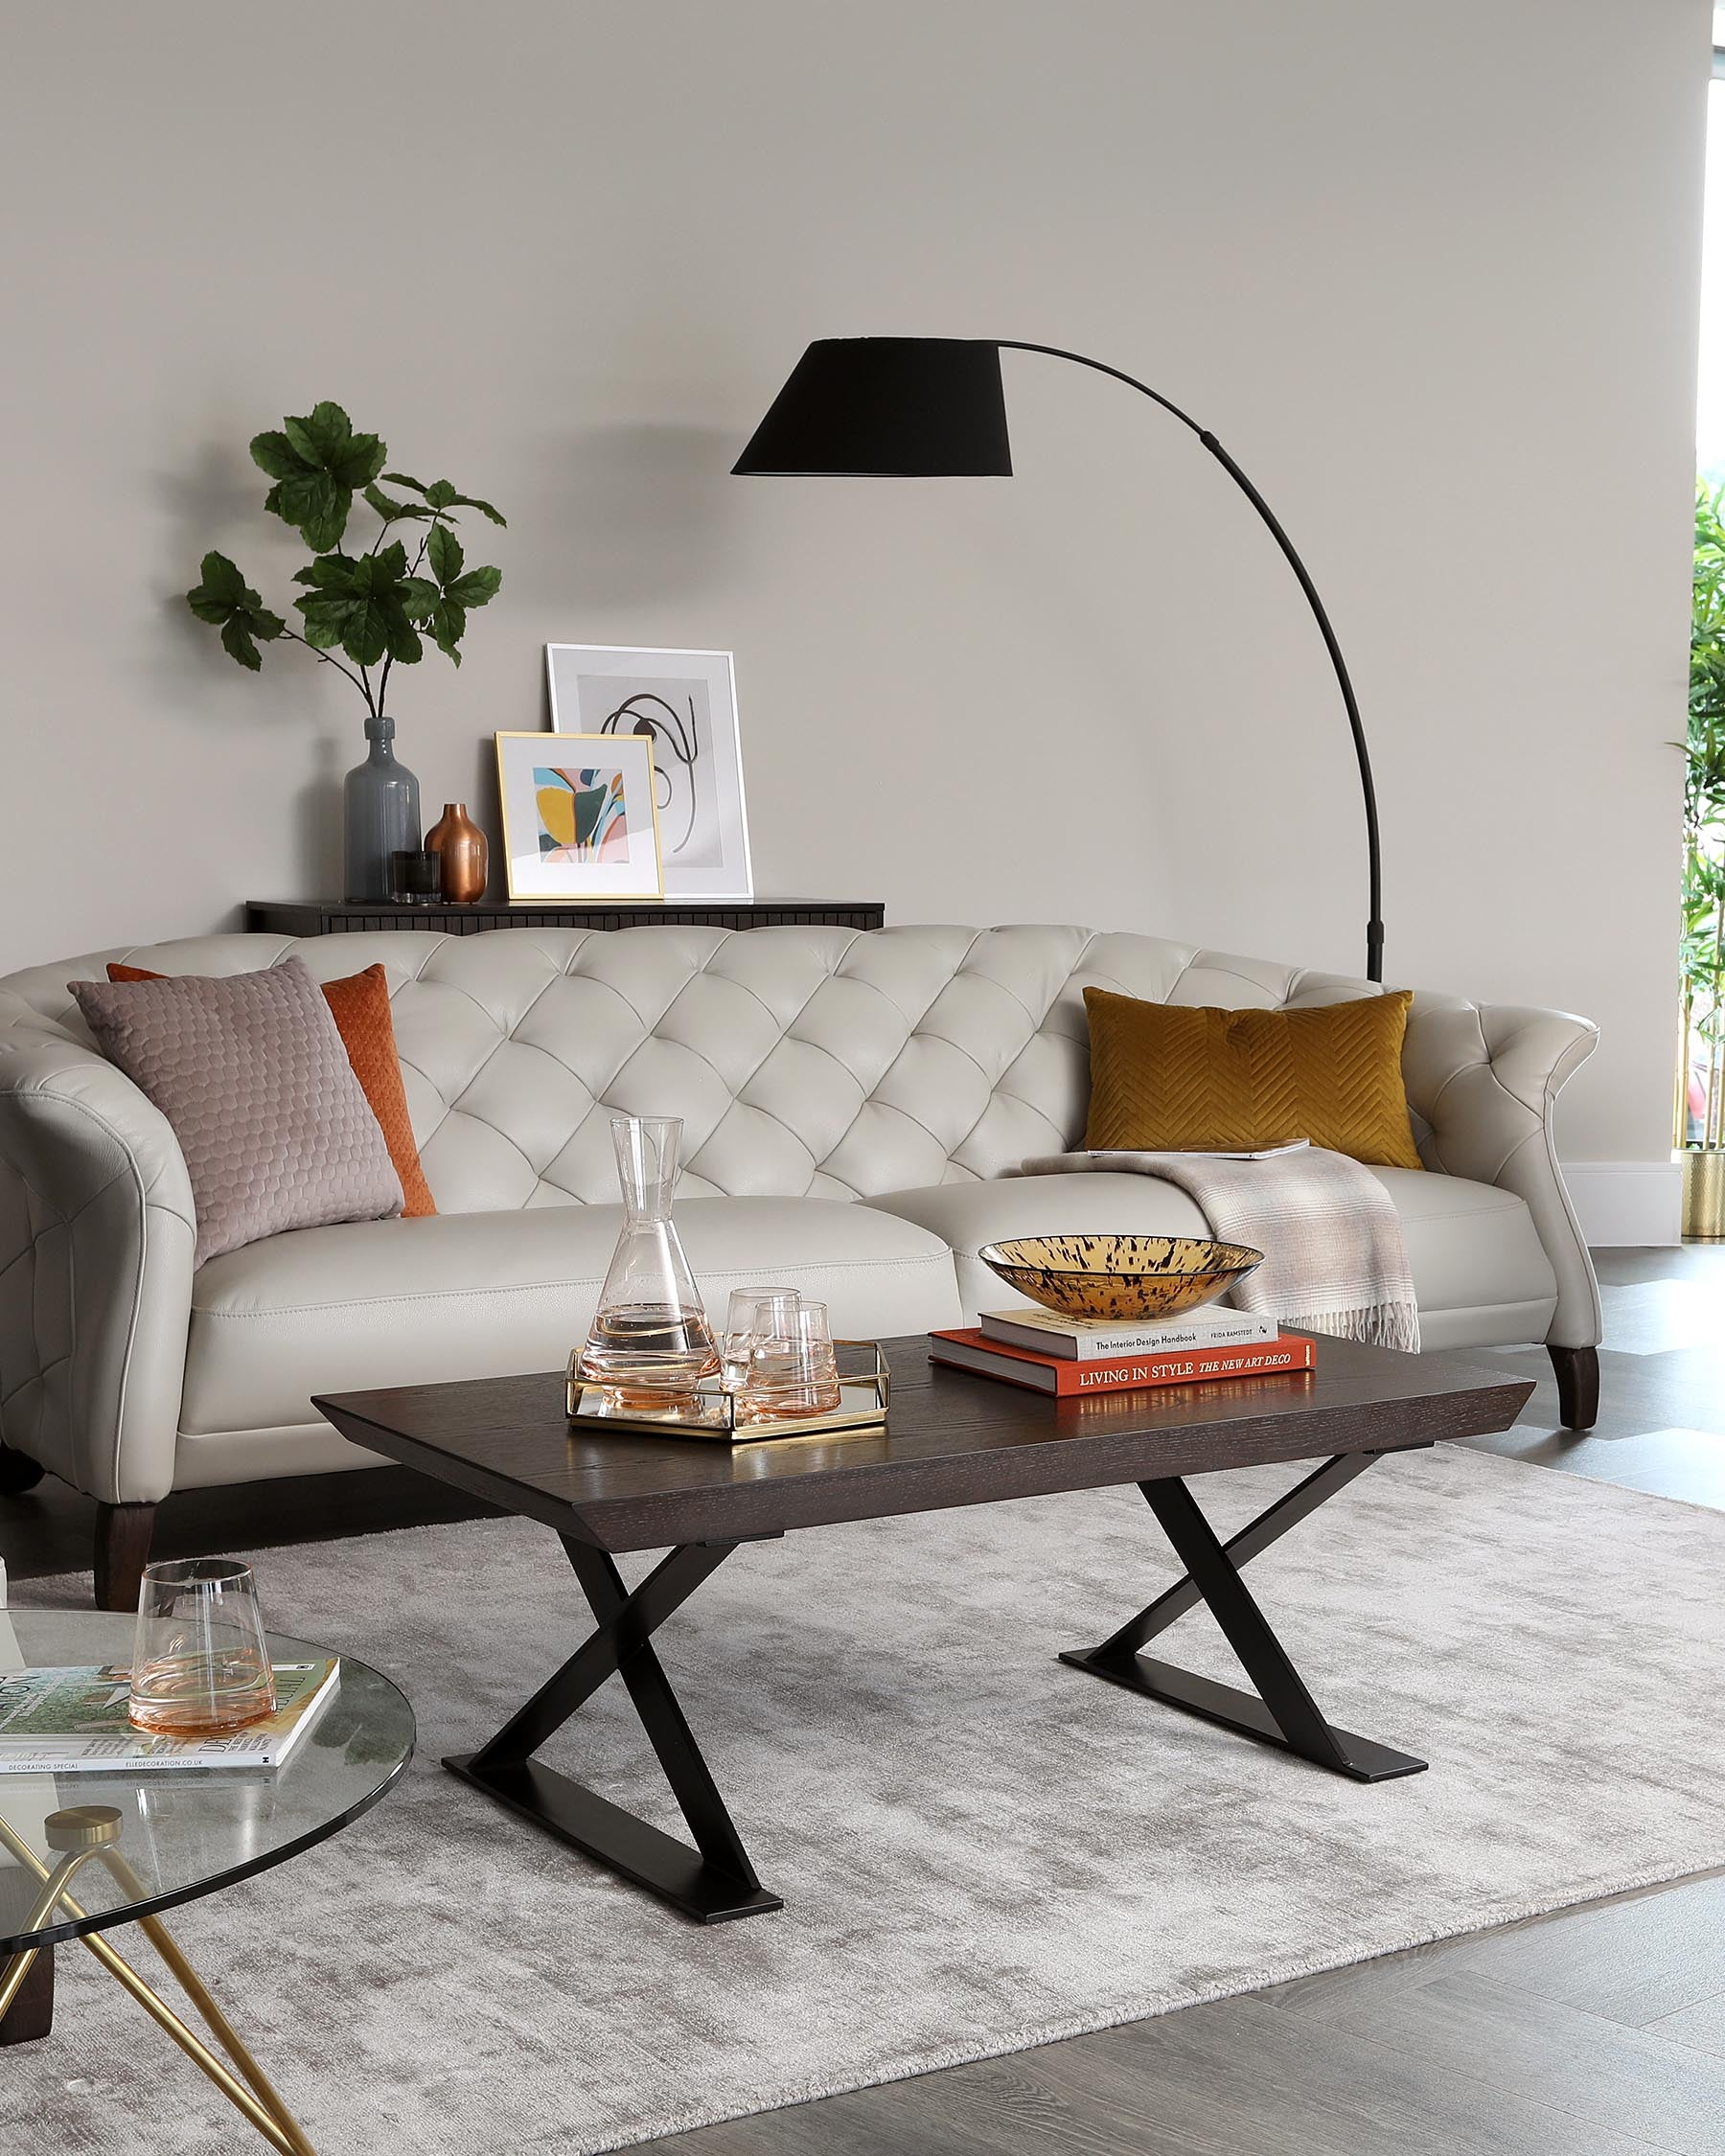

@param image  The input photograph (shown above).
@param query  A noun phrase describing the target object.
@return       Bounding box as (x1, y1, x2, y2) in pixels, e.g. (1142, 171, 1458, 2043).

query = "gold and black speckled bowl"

(977, 1234, 1264, 1322)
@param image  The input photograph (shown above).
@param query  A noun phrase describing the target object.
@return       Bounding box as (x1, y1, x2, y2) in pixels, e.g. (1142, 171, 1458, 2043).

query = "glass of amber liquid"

(128, 1559, 275, 1735)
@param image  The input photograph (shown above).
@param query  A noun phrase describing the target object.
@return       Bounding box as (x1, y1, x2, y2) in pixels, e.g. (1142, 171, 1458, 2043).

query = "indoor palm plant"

(1680, 477, 1725, 1235)
(186, 401, 504, 901)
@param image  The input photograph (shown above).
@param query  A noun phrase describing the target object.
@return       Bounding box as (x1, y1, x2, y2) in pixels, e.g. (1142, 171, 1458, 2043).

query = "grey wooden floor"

(632, 1247, 1725, 2156)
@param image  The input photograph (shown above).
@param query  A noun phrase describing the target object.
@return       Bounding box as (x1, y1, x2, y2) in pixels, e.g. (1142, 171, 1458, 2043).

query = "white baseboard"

(1560, 1160, 1683, 1248)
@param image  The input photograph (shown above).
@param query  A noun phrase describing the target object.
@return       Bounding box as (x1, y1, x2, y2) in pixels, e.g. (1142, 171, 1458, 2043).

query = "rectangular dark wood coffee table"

(316, 1337, 1533, 1923)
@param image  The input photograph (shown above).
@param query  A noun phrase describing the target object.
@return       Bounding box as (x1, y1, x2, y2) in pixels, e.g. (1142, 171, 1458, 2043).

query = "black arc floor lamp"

(732, 336, 1385, 983)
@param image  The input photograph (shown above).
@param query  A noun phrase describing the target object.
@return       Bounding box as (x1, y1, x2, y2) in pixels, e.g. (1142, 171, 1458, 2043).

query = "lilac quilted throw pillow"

(71, 957, 404, 1266)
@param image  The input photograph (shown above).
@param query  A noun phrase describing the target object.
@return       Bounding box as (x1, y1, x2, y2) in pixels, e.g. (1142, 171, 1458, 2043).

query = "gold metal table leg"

(0, 1808, 317, 2156)
(104, 1846, 317, 2156)
(73, 1923, 310, 2156)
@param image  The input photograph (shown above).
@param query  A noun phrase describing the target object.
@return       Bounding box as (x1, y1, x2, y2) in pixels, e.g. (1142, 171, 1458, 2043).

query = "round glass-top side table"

(0, 1610, 414, 2156)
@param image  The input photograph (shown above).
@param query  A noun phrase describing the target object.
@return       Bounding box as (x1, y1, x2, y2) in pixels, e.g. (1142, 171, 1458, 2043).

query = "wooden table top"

(314, 1335, 1534, 1553)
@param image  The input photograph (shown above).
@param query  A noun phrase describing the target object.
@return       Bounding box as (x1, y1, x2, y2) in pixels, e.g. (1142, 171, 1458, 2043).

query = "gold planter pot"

(1682, 1149, 1725, 1239)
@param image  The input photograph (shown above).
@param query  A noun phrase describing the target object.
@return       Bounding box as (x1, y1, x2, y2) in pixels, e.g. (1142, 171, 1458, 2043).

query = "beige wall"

(0, 0, 1705, 1171)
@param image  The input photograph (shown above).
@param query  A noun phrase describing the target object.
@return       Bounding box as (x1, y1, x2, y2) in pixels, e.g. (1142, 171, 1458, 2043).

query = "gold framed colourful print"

(494, 731, 665, 904)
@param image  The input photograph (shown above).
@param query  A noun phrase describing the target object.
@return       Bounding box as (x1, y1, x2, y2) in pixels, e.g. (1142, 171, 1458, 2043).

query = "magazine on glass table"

(0, 1659, 340, 1776)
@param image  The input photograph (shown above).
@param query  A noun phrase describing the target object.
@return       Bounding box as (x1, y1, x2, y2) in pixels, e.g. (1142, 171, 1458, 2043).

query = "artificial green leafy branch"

(1681, 477, 1725, 1146)
(186, 552, 286, 672)
(185, 401, 505, 719)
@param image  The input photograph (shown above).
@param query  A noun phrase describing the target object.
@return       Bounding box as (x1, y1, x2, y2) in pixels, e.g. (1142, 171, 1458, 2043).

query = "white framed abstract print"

(545, 645, 754, 901)
(494, 732, 664, 903)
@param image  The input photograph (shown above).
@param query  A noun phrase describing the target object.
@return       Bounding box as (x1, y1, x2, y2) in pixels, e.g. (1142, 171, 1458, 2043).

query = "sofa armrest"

(1401, 999, 1601, 1349)
(0, 1037, 196, 1503)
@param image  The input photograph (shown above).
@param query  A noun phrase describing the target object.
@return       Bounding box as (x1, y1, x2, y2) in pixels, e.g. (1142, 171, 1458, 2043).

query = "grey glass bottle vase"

(343, 717, 422, 904)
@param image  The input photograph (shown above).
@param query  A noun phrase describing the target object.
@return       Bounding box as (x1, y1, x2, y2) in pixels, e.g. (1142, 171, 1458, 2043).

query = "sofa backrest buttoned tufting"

(0, 924, 1426, 1212)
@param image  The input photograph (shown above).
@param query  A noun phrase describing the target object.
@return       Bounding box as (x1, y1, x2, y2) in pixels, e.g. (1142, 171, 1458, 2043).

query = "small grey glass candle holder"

(390, 850, 441, 906)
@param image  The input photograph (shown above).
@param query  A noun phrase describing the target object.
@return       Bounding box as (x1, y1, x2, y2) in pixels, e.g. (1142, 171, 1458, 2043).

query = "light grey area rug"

(7, 1445, 1724, 2155)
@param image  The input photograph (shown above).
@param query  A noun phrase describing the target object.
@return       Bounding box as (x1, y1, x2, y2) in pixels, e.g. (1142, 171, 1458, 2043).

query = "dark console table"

(244, 899, 885, 937)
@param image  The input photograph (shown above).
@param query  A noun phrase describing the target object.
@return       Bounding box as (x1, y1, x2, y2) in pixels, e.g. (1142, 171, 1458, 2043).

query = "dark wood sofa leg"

(1549, 1343, 1600, 1434)
(0, 1945, 53, 2046)
(0, 1443, 46, 1497)
(93, 1502, 157, 1612)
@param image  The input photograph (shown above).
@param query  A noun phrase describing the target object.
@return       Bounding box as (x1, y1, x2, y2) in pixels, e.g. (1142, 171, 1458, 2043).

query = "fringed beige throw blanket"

(1020, 1145, 1420, 1351)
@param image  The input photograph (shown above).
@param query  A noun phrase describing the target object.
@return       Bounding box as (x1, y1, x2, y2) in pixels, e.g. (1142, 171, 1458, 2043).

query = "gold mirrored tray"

(565, 1342, 889, 1444)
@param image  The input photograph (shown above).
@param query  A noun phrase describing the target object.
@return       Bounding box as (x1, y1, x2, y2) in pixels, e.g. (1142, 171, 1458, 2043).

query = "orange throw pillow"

(107, 960, 436, 1218)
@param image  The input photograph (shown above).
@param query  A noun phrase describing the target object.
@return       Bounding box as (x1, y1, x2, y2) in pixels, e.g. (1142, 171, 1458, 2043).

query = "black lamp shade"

(732, 337, 1011, 476)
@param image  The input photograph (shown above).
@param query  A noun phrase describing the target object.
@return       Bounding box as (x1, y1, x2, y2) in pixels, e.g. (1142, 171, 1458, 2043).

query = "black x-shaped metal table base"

(1060, 1451, 1428, 1783)
(445, 1533, 783, 1924)
(450, 1450, 1423, 1923)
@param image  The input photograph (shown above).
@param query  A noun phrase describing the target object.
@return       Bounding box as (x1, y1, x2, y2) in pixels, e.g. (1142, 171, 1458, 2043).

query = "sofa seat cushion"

(181, 1197, 961, 1437)
(866, 1169, 1558, 1346)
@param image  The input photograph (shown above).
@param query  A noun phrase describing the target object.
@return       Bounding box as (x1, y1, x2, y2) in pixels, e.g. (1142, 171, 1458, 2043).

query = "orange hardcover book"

(927, 1326, 1316, 1397)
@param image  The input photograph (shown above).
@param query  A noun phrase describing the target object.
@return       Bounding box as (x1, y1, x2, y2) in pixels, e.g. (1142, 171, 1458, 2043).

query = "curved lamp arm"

(734, 334, 1385, 982)
(998, 341, 1383, 983)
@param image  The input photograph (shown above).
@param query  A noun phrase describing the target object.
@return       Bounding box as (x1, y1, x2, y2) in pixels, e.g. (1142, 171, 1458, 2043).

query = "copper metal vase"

(425, 802, 488, 904)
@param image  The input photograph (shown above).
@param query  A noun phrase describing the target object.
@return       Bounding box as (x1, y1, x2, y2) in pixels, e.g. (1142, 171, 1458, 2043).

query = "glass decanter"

(578, 1115, 720, 1407)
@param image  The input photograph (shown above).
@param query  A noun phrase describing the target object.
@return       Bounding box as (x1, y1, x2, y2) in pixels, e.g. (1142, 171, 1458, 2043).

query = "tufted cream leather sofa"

(0, 924, 1600, 1604)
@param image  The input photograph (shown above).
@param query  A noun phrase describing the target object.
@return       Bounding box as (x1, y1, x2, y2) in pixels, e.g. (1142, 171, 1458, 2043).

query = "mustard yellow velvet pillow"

(1082, 985, 1424, 1171)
